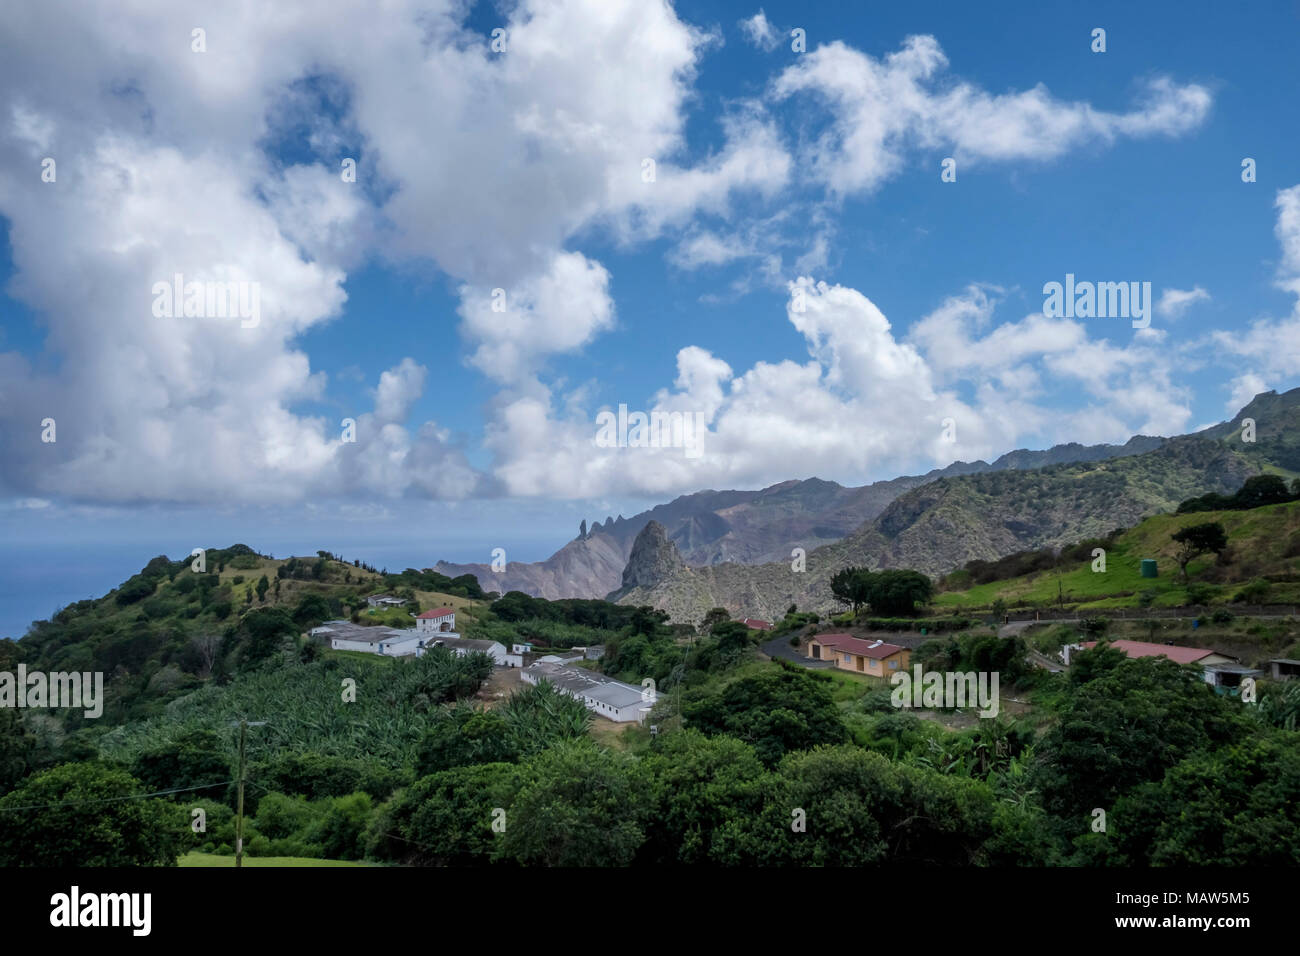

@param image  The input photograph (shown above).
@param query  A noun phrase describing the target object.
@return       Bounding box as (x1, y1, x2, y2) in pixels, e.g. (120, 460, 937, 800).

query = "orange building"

(807, 633, 910, 676)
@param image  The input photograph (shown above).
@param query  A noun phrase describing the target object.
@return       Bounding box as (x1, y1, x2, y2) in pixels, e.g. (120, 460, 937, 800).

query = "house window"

(889, 660, 898, 669)
(843, 654, 851, 664)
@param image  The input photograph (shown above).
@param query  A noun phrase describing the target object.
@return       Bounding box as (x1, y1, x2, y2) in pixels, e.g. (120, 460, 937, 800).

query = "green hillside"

(935, 499, 1300, 611)
(3, 545, 492, 726)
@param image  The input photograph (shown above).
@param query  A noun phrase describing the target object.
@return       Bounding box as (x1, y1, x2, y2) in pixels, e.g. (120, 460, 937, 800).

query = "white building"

(313, 620, 417, 655)
(520, 661, 656, 723)
(418, 636, 522, 668)
(378, 635, 426, 657)
(416, 607, 456, 634)
(312, 618, 522, 666)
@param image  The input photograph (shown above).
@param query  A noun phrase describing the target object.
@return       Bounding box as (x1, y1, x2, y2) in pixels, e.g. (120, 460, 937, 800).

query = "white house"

(418, 636, 522, 668)
(378, 635, 426, 657)
(313, 620, 417, 655)
(521, 661, 656, 723)
(416, 607, 456, 634)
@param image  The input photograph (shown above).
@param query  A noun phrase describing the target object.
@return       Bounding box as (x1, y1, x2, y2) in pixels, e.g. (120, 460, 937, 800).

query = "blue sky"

(2, 0, 1300, 635)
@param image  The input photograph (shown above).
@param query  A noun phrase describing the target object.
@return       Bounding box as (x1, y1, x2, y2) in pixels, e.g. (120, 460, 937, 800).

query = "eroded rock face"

(618, 520, 686, 592)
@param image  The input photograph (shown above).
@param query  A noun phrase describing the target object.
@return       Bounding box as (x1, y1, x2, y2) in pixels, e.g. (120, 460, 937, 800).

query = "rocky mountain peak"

(619, 520, 686, 591)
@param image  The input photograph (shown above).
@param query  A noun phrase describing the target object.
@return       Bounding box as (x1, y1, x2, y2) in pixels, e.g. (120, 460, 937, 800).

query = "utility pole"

(236, 719, 247, 869)
(232, 719, 267, 869)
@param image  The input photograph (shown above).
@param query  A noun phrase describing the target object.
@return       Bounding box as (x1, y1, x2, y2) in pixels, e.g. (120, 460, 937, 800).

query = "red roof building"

(416, 606, 457, 633)
(807, 633, 910, 675)
(741, 618, 772, 630)
(1079, 639, 1227, 665)
(813, 633, 905, 658)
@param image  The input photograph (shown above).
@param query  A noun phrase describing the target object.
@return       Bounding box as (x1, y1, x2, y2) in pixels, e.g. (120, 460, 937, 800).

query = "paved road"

(760, 632, 836, 668)
(998, 619, 1077, 639)
(1026, 648, 1066, 673)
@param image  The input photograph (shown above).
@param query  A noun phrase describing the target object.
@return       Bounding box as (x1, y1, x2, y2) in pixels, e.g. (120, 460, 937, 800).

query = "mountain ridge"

(436, 433, 1166, 599)
(605, 388, 1300, 622)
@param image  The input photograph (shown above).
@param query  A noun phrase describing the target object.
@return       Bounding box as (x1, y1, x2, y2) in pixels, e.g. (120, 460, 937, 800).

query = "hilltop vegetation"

(936, 496, 1300, 613)
(3, 546, 492, 725)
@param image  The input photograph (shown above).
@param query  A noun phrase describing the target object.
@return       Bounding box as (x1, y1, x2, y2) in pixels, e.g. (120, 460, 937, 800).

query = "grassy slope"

(935, 500, 1300, 611)
(179, 851, 373, 867)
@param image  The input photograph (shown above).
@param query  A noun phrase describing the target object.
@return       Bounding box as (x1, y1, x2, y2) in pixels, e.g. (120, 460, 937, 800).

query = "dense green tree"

(256, 575, 270, 603)
(701, 607, 730, 633)
(629, 605, 669, 636)
(0, 710, 37, 794)
(253, 791, 318, 840)
(1034, 656, 1245, 820)
(310, 792, 373, 860)
(1175, 492, 1233, 514)
(1233, 473, 1294, 508)
(1066, 642, 1129, 686)
(713, 745, 1009, 866)
(1171, 521, 1229, 582)
(292, 594, 332, 628)
(830, 567, 874, 612)
(683, 664, 847, 766)
(711, 620, 755, 656)
(0, 763, 188, 866)
(128, 728, 231, 794)
(867, 569, 934, 615)
(638, 730, 768, 865)
(238, 607, 297, 669)
(253, 752, 402, 801)
(415, 707, 516, 776)
(1090, 735, 1300, 865)
(374, 762, 523, 865)
(114, 574, 158, 606)
(498, 741, 651, 866)
(186, 797, 237, 854)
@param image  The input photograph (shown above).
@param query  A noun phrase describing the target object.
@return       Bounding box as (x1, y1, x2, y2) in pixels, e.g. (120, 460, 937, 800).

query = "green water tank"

(1140, 559, 1158, 578)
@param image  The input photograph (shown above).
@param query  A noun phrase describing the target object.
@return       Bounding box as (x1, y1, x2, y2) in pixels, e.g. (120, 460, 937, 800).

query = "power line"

(0, 779, 235, 813)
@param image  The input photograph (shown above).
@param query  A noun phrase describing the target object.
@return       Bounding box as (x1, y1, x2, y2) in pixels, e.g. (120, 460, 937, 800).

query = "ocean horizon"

(0, 536, 556, 641)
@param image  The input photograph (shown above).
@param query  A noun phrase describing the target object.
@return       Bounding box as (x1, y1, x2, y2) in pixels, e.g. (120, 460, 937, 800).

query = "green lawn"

(323, 647, 396, 664)
(179, 851, 373, 867)
(815, 665, 889, 702)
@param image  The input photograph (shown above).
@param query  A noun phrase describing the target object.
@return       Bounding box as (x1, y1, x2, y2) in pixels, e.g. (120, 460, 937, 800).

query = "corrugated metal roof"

(1081, 640, 1220, 664)
(523, 662, 649, 710)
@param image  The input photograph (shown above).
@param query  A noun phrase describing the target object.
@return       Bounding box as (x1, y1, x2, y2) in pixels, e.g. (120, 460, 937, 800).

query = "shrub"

(1233, 580, 1270, 604)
